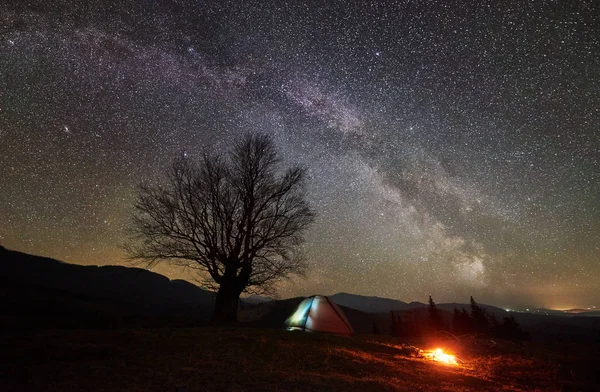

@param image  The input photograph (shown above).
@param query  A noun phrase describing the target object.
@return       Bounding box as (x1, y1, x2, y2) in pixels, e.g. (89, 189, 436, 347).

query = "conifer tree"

(470, 296, 489, 334)
(428, 295, 445, 333)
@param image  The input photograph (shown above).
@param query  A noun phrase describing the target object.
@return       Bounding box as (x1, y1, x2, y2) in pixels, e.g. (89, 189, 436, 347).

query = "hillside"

(329, 292, 413, 312)
(1, 247, 599, 390)
(2, 246, 599, 344)
(0, 246, 215, 328)
(0, 326, 573, 392)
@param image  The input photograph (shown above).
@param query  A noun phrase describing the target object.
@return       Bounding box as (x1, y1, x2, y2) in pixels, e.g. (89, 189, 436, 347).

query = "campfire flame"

(425, 348, 457, 365)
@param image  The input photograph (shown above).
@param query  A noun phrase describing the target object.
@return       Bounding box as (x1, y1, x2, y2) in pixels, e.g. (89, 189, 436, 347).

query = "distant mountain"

(242, 294, 274, 304)
(0, 246, 215, 329)
(556, 309, 600, 317)
(329, 292, 600, 319)
(408, 301, 427, 308)
(436, 302, 509, 318)
(329, 292, 505, 315)
(329, 292, 412, 313)
(3, 245, 598, 342)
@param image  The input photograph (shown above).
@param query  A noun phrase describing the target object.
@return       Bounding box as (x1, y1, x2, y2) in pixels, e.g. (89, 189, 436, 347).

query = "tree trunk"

(211, 280, 241, 322)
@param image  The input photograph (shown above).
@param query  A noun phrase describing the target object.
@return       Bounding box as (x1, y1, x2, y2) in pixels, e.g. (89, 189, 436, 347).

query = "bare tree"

(124, 134, 315, 322)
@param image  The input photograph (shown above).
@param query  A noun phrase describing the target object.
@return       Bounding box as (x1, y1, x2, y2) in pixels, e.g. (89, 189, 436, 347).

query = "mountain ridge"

(2, 246, 599, 336)
(0, 245, 216, 326)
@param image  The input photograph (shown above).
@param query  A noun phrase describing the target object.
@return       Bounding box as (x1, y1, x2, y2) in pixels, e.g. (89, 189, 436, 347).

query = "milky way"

(1, 0, 598, 309)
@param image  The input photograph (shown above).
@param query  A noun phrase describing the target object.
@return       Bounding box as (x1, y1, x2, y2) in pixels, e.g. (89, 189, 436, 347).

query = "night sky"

(1, 0, 599, 309)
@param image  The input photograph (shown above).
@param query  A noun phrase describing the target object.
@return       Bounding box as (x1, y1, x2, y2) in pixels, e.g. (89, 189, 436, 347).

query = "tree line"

(375, 296, 530, 342)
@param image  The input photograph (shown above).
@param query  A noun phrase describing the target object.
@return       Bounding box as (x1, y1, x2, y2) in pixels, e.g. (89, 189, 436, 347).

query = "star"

(0, 0, 598, 309)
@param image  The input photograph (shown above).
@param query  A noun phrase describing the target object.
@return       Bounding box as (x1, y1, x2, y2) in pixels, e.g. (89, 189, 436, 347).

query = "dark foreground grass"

(0, 326, 573, 391)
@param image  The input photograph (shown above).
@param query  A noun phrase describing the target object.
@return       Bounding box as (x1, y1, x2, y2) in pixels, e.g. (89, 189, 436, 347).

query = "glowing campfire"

(424, 348, 457, 365)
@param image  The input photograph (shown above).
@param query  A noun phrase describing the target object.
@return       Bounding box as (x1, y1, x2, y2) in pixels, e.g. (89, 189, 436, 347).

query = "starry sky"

(1, 0, 599, 310)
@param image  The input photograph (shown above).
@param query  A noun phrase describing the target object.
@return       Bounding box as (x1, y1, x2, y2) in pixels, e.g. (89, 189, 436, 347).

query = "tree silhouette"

(488, 313, 500, 336)
(372, 321, 380, 335)
(428, 295, 445, 333)
(403, 309, 422, 337)
(452, 307, 472, 335)
(496, 315, 530, 341)
(124, 133, 315, 322)
(470, 296, 489, 334)
(390, 311, 403, 337)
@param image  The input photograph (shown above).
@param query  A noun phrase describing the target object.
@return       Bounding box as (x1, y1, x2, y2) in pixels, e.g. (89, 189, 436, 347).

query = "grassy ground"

(0, 326, 580, 391)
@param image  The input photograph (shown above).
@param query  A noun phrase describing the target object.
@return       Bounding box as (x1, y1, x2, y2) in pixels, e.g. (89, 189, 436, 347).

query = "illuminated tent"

(285, 295, 354, 336)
